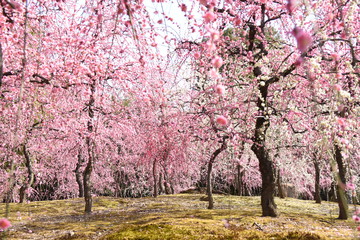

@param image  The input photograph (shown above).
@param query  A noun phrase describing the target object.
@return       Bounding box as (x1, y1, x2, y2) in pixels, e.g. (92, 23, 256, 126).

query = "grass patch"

(0, 194, 358, 239)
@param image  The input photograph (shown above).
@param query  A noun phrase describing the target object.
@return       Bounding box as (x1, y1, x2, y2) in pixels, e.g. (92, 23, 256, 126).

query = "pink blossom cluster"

(215, 84, 225, 95)
(353, 210, 360, 231)
(292, 27, 312, 53)
(0, 218, 11, 231)
(216, 115, 228, 126)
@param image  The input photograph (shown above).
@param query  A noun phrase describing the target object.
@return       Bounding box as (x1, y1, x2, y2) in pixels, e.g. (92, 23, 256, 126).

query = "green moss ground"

(0, 194, 358, 239)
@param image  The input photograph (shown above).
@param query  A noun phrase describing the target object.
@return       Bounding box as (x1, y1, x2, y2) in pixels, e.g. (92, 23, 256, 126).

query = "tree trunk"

(19, 144, 34, 203)
(197, 165, 207, 190)
(314, 159, 321, 204)
(207, 137, 227, 209)
(83, 79, 95, 214)
(161, 153, 172, 195)
(83, 137, 94, 214)
(164, 177, 174, 194)
(207, 160, 214, 209)
(75, 151, 84, 198)
(252, 144, 277, 217)
(251, 83, 277, 217)
(277, 169, 286, 199)
(0, 42, 3, 88)
(4, 173, 16, 204)
(153, 159, 158, 198)
(158, 172, 163, 195)
(334, 144, 348, 219)
(170, 183, 174, 194)
(236, 164, 242, 196)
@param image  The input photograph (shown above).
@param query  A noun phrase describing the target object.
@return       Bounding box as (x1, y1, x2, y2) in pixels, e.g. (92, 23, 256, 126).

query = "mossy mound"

(0, 194, 357, 239)
(103, 224, 323, 240)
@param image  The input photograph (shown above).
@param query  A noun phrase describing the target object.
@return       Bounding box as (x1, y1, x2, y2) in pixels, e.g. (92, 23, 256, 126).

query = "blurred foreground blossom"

(0, 218, 11, 231)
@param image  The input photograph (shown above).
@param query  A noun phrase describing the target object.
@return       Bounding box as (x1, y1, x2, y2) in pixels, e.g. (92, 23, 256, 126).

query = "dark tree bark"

(19, 144, 34, 203)
(236, 164, 243, 196)
(198, 165, 207, 190)
(0, 42, 3, 88)
(207, 136, 227, 209)
(83, 79, 96, 214)
(276, 169, 286, 199)
(152, 159, 158, 198)
(158, 172, 163, 195)
(251, 82, 277, 217)
(4, 172, 16, 204)
(334, 144, 348, 219)
(314, 158, 321, 204)
(83, 136, 94, 213)
(160, 148, 171, 195)
(74, 150, 84, 198)
(162, 167, 172, 195)
(170, 183, 175, 194)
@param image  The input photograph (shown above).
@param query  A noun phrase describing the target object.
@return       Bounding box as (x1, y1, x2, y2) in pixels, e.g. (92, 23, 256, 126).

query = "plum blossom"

(336, 117, 346, 127)
(209, 68, 221, 79)
(294, 57, 304, 67)
(354, 215, 360, 222)
(234, 17, 242, 26)
(215, 84, 225, 95)
(212, 56, 223, 68)
(346, 183, 355, 190)
(180, 4, 187, 12)
(194, 52, 201, 59)
(0, 218, 11, 231)
(203, 11, 216, 23)
(210, 29, 220, 41)
(333, 84, 342, 91)
(292, 27, 312, 53)
(286, 0, 296, 14)
(205, 41, 217, 52)
(199, 0, 208, 6)
(331, 53, 340, 61)
(216, 115, 228, 125)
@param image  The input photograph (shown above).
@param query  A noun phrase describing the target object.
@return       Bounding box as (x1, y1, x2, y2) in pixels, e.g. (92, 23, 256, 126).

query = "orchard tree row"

(0, 0, 359, 221)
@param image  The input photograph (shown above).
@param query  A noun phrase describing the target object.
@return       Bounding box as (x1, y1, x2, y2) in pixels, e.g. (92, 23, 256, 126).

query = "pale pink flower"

(215, 84, 225, 95)
(97, 14, 103, 22)
(294, 57, 304, 67)
(210, 29, 220, 41)
(209, 68, 221, 79)
(194, 52, 201, 59)
(180, 4, 187, 12)
(234, 17, 242, 26)
(216, 115, 228, 125)
(205, 41, 216, 52)
(199, 0, 208, 6)
(292, 27, 312, 53)
(286, 0, 296, 14)
(333, 84, 342, 91)
(203, 11, 216, 23)
(346, 183, 355, 190)
(337, 118, 346, 127)
(212, 56, 223, 68)
(223, 219, 230, 228)
(331, 53, 340, 61)
(0, 218, 11, 230)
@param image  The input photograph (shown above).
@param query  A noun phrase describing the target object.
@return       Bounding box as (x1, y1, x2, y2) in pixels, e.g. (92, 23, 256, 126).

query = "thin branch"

(283, 118, 308, 134)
